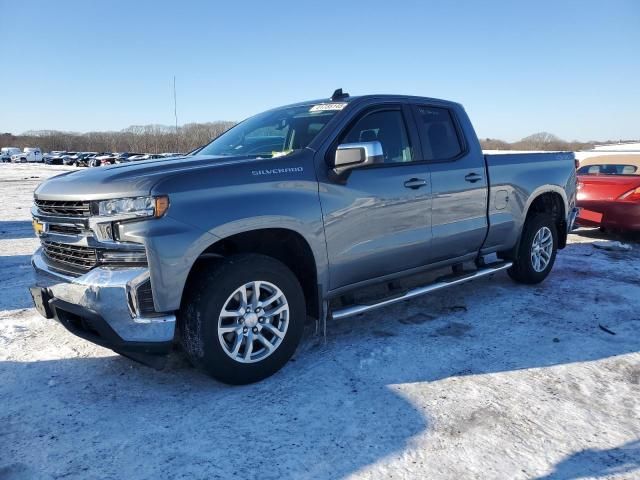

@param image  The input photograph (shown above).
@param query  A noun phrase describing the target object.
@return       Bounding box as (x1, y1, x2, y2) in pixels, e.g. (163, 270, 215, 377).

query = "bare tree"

(479, 132, 595, 151)
(1, 121, 236, 154)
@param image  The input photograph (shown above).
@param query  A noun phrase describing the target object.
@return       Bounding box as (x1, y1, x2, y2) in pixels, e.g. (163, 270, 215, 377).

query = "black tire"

(508, 213, 558, 284)
(179, 254, 305, 384)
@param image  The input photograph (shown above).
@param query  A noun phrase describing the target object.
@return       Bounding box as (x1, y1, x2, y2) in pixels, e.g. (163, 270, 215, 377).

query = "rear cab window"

(412, 105, 464, 161)
(577, 164, 638, 175)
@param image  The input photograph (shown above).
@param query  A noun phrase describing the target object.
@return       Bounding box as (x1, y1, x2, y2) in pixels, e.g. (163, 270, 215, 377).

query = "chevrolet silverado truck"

(30, 90, 578, 384)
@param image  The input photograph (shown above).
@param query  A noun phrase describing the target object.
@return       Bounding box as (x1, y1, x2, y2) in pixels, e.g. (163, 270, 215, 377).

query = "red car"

(576, 154, 640, 231)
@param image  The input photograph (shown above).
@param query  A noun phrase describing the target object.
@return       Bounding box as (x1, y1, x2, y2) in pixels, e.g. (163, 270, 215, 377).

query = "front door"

(319, 106, 432, 290)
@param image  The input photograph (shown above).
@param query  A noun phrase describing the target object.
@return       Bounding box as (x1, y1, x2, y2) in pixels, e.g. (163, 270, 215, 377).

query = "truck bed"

(481, 151, 576, 254)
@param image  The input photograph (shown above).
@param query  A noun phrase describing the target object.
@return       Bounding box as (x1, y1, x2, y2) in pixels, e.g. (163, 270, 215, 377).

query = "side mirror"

(332, 141, 383, 174)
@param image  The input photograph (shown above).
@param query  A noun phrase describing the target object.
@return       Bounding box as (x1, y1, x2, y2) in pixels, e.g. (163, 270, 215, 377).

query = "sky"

(0, 0, 638, 142)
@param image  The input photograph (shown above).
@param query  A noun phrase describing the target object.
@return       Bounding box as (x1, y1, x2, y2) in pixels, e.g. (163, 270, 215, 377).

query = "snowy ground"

(1, 163, 639, 480)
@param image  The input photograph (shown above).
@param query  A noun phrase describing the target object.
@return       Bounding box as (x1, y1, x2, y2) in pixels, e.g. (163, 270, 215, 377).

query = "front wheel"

(508, 213, 558, 284)
(179, 254, 306, 384)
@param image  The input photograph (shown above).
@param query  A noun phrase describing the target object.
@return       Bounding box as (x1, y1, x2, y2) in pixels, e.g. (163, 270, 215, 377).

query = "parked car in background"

(64, 152, 97, 167)
(577, 154, 640, 231)
(12, 147, 42, 163)
(97, 152, 136, 165)
(115, 153, 133, 163)
(75, 152, 99, 167)
(128, 154, 164, 161)
(114, 153, 146, 164)
(1, 147, 21, 162)
(160, 152, 182, 158)
(43, 151, 65, 164)
(95, 153, 118, 166)
(45, 152, 68, 165)
(61, 152, 79, 165)
(88, 153, 110, 167)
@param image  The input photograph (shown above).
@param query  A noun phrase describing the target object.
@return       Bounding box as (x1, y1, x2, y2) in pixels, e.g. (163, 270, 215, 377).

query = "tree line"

(480, 132, 595, 152)
(0, 124, 628, 154)
(0, 121, 236, 154)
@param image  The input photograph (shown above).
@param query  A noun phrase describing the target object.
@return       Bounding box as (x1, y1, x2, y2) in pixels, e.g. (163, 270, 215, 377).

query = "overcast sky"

(1, 0, 638, 142)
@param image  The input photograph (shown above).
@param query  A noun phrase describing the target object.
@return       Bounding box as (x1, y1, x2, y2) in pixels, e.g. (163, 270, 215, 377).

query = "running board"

(331, 261, 513, 320)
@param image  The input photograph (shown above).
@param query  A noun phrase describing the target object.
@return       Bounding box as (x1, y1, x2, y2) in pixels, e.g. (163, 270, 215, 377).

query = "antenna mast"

(173, 76, 179, 147)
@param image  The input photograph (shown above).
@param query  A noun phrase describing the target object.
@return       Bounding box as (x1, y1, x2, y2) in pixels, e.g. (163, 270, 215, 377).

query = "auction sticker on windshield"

(309, 103, 347, 112)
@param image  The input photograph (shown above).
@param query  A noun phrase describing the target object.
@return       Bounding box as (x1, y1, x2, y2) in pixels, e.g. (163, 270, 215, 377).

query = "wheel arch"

(183, 227, 322, 321)
(500, 186, 569, 261)
(523, 187, 568, 249)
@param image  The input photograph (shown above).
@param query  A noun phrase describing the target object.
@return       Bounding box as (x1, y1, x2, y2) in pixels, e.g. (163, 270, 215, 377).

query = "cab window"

(413, 106, 463, 161)
(341, 109, 413, 164)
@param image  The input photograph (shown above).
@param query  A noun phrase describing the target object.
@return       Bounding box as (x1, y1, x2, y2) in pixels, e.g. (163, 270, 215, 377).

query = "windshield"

(198, 103, 346, 158)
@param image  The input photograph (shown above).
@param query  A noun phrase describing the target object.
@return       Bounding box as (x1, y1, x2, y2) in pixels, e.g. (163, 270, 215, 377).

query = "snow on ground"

(1, 163, 639, 480)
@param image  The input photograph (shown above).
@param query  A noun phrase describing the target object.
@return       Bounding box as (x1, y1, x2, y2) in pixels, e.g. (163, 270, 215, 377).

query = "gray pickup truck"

(30, 90, 578, 384)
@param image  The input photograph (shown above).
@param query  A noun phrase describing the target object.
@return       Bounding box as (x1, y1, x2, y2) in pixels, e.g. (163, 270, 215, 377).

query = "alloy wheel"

(530, 226, 553, 272)
(217, 280, 289, 363)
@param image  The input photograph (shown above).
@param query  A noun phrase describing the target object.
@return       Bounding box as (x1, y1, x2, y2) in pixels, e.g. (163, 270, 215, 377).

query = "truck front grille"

(42, 240, 98, 272)
(35, 199, 91, 217)
(48, 224, 84, 235)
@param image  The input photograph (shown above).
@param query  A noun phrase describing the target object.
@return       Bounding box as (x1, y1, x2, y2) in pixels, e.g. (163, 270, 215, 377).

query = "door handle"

(404, 178, 427, 189)
(464, 173, 482, 183)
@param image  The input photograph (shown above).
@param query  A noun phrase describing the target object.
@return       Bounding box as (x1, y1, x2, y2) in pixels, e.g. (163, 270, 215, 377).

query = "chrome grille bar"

(35, 199, 91, 217)
(42, 240, 98, 272)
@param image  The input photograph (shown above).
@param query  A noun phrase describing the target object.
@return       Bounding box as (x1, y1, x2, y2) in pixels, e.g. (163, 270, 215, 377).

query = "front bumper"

(31, 248, 176, 366)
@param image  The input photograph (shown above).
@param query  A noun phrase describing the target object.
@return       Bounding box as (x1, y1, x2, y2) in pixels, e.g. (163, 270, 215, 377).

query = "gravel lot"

(1, 163, 639, 480)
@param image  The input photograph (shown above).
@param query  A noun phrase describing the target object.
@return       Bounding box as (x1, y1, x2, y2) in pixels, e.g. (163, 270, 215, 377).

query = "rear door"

(318, 104, 432, 290)
(410, 104, 487, 263)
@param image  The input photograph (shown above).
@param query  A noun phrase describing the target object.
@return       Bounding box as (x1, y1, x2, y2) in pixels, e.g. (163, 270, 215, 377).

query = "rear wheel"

(508, 213, 558, 284)
(179, 254, 305, 384)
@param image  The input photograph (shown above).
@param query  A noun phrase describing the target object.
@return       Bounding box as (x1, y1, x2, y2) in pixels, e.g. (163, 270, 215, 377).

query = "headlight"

(96, 195, 169, 218)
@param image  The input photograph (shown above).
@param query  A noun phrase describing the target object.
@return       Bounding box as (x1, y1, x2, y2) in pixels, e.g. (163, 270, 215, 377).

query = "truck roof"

(279, 93, 463, 111)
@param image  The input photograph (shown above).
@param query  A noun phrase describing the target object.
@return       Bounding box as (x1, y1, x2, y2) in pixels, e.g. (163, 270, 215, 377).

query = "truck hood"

(34, 154, 262, 200)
